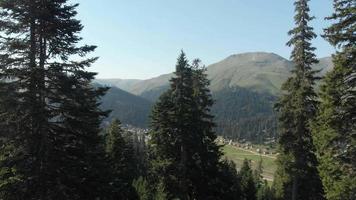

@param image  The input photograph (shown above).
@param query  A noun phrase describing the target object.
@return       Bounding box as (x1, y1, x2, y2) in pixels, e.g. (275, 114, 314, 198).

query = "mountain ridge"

(97, 52, 332, 100)
(99, 86, 153, 127)
(96, 52, 333, 140)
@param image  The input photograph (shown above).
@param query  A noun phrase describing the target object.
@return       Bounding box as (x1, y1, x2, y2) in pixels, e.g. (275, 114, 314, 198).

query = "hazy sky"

(75, 0, 335, 79)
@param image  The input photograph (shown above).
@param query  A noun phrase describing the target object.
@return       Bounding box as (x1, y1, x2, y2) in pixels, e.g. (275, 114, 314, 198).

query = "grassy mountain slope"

(114, 52, 332, 101)
(130, 74, 172, 96)
(207, 52, 293, 94)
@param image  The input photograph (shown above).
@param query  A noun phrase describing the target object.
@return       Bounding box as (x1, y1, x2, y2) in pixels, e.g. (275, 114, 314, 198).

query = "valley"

(97, 52, 333, 142)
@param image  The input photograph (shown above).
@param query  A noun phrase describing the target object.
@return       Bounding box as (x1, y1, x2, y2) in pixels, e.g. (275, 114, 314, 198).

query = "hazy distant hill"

(95, 78, 141, 92)
(99, 86, 153, 127)
(97, 52, 333, 140)
(99, 52, 332, 101)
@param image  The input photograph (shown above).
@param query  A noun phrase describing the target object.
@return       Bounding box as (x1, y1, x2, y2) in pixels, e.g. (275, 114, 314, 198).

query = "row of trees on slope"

(273, 0, 355, 200)
(212, 87, 278, 142)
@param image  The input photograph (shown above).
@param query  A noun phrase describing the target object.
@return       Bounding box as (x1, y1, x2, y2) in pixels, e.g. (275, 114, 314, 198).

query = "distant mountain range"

(97, 52, 333, 141)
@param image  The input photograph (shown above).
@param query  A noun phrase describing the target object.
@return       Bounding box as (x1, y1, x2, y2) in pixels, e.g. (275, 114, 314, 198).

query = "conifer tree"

(105, 119, 138, 200)
(133, 177, 152, 200)
(149, 51, 238, 199)
(257, 180, 274, 200)
(253, 157, 274, 200)
(254, 157, 264, 187)
(153, 179, 168, 200)
(218, 160, 242, 200)
(312, 1, 355, 199)
(273, 0, 325, 199)
(0, 1, 109, 199)
(239, 159, 257, 200)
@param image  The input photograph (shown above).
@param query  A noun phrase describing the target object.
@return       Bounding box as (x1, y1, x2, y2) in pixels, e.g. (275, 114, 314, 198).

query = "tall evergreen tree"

(312, 1, 356, 199)
(239, 159, 257, 200)
(0, 1, 109, 199)
(105, 119, 138, 200)
(149, 51, 238, 199)
(257, 180, 274, 200)
(253, 156, 275, 200)
(218, 159, 242, 200)
(133, 177, 152, 200)
(254, 157, 264, 188)
(273, 0, 325, 199)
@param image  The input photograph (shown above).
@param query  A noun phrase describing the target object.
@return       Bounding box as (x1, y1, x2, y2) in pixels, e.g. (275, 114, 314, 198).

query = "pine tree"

(149, 51, 237, 199)
(131, 131, 149, 177)
(105, 119, 138, 200)
(153, 179, 168, 200)
(149, 52, 199, 199)
(0, 1, 109, 199)
(257, 180, 274, 200)
(254, 157, 274, 200)
(239, 159, 257, 200)
(312, 1, 356, 199)
(254, 157, 264, 187)
(273, 0, 325, 199)
(133, 177, 152, 200)
(218, 160, 242, 200)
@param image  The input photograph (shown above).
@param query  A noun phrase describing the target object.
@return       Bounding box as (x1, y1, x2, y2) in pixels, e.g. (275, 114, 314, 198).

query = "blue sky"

(75, 0, 335, 79)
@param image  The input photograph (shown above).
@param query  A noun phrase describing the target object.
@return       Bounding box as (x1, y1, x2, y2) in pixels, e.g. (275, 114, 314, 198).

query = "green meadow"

(222, 145, 277, 181)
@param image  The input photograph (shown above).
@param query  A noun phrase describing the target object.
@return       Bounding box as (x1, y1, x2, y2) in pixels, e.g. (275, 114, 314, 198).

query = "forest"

(0, 0, 354, 200)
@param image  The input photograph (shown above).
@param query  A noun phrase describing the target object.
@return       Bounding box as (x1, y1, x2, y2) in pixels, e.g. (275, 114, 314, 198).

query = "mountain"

(97, 52, 333, 141)
(95, 78, 142, 92)
(99, 86, 153, 127)
(314, 56, 333, 74)
(103, 52, 332, 101)
(207, 52, 293, 94)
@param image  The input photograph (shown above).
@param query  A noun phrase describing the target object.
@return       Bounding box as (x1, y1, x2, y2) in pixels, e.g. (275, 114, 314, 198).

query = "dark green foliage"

(105, 84, 279, 142)
(100, 86, 153, 127)
(133, 177, 152, 200)
(239, 159, 257, 200)
(250, 158, 275, 200)
(217, 160, 242, 199)
(273, 153, 293, 199)
(153, 179, 169, 200)
(105, 119, 139, 200)
(273, 0, 325, 199)
(0, 1, 109, 199)
(253, 157, 275, 200)
(312, 1, 356, 199)
(257, 180, 274, 200)
(149, 52, 241, 199)
(212, 87, 278, 142)
(254, 157, 264, 186)
(130, 131, 150, 176)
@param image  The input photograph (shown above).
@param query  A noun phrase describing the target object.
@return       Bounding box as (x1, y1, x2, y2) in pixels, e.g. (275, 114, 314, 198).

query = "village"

(217, 136, 277, 157)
